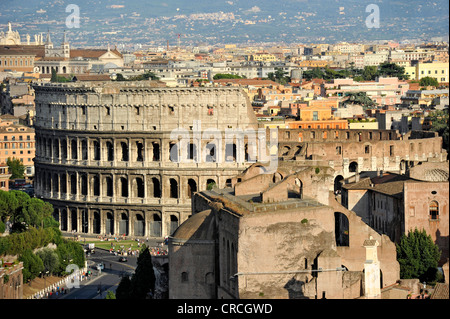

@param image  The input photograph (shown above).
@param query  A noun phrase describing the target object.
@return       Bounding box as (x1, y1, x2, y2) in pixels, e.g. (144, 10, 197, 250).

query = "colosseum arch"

(61, 209, 68, 231)
(105, 211, 114, 235)
(187, 178, 197, 199)
(150, 177, 161, 198)
(133, 177, 145, 198)
(118, 211, 129, 236)
(134, 212, 145, 237)
(92, 211, 101, 234)
(149, 212, 162, 237)
(349, 161, 358, 173)
(334, 211, 350, 247)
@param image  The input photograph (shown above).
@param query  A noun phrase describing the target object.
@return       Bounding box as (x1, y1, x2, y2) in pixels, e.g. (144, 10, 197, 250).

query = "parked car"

(96, 263, 104, 270)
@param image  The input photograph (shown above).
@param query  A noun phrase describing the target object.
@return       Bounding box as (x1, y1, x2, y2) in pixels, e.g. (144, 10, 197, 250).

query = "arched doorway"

(334, 175, 344, 194)
(187, 179, 197, 198)
(149, 213, 162, 237)
(61, 209, 68, 231)
(71, 209, 77, 232)
(134, 213, 145, 237)
(105, 212, 114, 235)
(92, 211, 101, 234)
(119, 212, 128, 236)
(169, 215, 179, 235)
(334, 212, 349, 246)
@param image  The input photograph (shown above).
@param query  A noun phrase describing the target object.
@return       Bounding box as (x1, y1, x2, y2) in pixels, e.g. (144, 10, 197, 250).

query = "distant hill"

(1, 0, 448, 47)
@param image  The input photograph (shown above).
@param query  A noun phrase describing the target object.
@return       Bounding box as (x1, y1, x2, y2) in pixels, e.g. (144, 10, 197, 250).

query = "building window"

(429, 201, 439, 220)
(181, 272, 188, 282)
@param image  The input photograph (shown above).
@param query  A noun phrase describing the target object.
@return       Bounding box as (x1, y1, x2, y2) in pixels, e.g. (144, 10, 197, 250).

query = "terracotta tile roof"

(70, 49, 122, 59)
(0, 45, 45, 57)
(342, 173, 411, 198)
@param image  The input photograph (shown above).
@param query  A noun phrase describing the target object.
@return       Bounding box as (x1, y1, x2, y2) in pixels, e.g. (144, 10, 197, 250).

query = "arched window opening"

(121, 142, 129, 161)
(206, 143, 216, 162)
(136, 177, 145, 198)
(71, 139, 78, 159)
(152, 142, 160, 161)
(81, 174, 87, 196)
(136, 142, 144, 162)
(152, 177, 161, 198)
(82, 140, 88, 160)
(349, 161, 358, 173)
(93, 141, 100, 161)
(429, 201, 439, 220)
(70, 174, 77, 195)
(120, 177, 128, 197)
(107, 141, 114, 161)
(169, 179, 178, 199)
(187, 179, 197, 199)
(93, 175, 100, 196)
(106, 176, 113, 197)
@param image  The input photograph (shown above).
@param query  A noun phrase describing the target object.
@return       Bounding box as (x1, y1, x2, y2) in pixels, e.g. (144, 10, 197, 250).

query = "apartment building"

(0, 116, 35, 177)
(404, 62, 449, 84)
(0, 162, 10, 191)
(324, 77, 409, 106)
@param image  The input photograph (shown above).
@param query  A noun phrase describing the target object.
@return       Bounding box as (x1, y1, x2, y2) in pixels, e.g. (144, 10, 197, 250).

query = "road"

(59, 249, 137, 299)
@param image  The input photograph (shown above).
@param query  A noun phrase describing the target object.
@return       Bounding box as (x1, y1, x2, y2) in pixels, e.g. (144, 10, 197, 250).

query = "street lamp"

(42, 270, 49, 297)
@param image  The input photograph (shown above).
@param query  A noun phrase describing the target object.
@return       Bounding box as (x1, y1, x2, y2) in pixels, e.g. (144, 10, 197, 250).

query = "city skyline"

(0, 0, 449, 49)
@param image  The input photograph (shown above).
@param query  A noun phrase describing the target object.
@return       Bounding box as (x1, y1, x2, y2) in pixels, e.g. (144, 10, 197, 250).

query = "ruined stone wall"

(235, 206, 337, 299)
(274, 128, 446, 182)
(32, 82, 258, 238)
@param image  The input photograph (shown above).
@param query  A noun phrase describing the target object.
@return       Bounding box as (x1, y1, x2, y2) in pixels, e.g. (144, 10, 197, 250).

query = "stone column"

(363, 236, 381, 299)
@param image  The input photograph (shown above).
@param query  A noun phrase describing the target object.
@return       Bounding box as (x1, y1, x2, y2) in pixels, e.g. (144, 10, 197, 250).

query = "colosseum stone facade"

(33, 81, 260, 238)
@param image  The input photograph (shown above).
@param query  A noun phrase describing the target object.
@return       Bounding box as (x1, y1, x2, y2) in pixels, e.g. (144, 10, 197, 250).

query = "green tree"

(213, 73, 243, 80)
(54, 240, 85, 274)
(419, 76, 439, 87)
(6, 158, 25, 179)
(105, 290, 116, 299)
(115, 73, 127, 81)
(51, 68, 58, 82)
(362, 65, 378, 81)
(378, 62, 409, 80)
(0, 190, 19, 221)
(302, 67, 325, 80)
(396, 228, 441, 283)
(130, 246, 156, 299)
(36, 248, 60, 276)
(19, 249, 44, 283)
(342, 92, 376, 109)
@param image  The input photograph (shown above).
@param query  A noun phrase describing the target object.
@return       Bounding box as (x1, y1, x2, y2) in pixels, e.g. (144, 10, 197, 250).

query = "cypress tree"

(130, 246, 156, 299)
(396, 228, 441, 283)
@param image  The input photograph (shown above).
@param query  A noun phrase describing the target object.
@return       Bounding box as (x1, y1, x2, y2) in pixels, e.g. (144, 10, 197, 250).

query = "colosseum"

(33, 81, 448, 239)
(33, 81, 260, 238)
